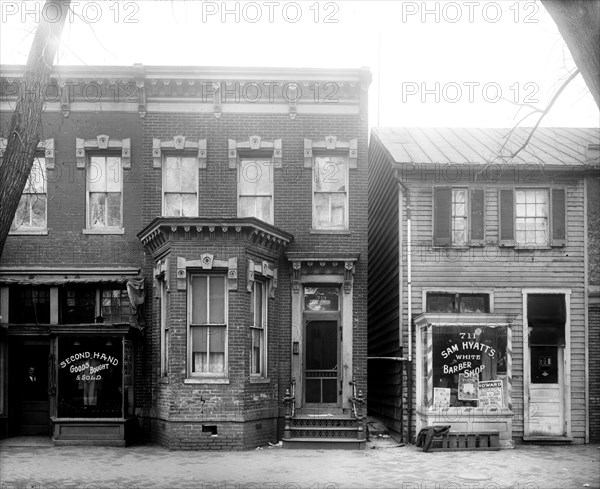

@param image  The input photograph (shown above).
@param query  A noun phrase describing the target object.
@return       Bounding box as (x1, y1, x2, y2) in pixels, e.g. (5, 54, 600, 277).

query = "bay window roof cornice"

(137, 217, 293, 256)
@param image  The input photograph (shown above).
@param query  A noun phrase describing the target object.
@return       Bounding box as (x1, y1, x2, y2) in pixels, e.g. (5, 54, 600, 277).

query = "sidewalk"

(1, 437, 599, 489)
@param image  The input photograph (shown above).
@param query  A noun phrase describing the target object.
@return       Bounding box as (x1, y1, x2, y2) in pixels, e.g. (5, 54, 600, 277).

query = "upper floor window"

(426, 292, 490, 313)
(100, 289, 131, 323)
(500, 188, 565, 247)
(10, 157, 47, 233)
(250, 279, 267, 377)
(189, 274, 227, 376)
(9, 285, 50, 324)
(87, 156, 122, 231)
(61, 285, 130, 324)
(238, 159, 273, 224)
(434, 187, 484, 246)
(163, 156, 198, 217)
(313, 155, 348, 231)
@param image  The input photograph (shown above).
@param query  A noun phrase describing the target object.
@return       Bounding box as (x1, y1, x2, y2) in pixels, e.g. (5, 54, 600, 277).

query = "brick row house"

(0, 65, 371, 448)
(368, 127, 600, 447)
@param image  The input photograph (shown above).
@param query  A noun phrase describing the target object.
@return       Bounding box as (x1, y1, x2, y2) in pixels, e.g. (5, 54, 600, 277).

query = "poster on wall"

(433, 387, 451, 407)
(478, 380, 503, 408)
(458, 373, 478, 400)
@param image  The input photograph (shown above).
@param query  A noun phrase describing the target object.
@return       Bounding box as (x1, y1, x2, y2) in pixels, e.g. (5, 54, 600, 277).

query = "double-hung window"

(313, 155, 348, 230)
(11, 157, 47, 233)
(250, 279, 267, 377)
(433, 187, 484, 246)
(87, 156, 123, 231)
(189, 275, 227, 376)
(163, 156, 198, 217)
(238, 159, 274, 224)
(499, 187, 566, 247)
(515, 189, 548, 245)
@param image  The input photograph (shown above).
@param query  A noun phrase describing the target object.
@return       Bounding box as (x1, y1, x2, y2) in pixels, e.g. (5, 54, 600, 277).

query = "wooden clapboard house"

(368, 127, 600, 447)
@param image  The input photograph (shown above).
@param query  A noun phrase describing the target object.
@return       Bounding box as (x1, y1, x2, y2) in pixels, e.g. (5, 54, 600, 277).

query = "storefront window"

(431, 324, 507, 408)
(57, 337, 123, 418)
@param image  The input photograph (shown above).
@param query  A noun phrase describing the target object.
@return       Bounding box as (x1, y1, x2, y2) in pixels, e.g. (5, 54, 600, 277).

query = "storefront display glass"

(57, 337, 123, 417)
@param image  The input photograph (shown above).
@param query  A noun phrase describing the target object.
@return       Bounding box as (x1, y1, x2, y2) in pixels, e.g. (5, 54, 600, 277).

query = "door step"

(283, 414, 366, 449)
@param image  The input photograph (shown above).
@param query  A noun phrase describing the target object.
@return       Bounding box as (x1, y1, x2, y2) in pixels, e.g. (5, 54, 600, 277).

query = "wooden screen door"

(304, 320, 339, 406)
(525, 293, 568, 438)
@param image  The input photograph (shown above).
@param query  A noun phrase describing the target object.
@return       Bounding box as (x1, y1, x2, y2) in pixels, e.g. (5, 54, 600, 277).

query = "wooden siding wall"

(398, 172, 587, 442)
(367, 141, 402, 435)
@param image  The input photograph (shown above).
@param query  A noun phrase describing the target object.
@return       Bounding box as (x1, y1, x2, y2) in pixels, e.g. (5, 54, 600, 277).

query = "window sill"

(82, 228, 125, 235)
(9, 229, 48, 236)
(249, 377, 270, 384)
(514, 245, 552, 250)
(184, 378, 229, 385)
(310, 229, 351, 235)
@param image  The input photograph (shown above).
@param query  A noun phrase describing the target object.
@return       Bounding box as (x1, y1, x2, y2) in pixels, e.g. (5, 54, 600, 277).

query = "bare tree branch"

(0, 0, 71, 254)
(509, 69, 580, 159)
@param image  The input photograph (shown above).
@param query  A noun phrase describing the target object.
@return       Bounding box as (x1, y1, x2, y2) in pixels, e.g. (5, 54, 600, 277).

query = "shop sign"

(59, 351, 119, 381)
(439, 330, 496, 379)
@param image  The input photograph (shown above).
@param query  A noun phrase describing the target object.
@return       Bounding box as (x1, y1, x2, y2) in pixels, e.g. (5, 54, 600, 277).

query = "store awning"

(0, 267, 141, 286)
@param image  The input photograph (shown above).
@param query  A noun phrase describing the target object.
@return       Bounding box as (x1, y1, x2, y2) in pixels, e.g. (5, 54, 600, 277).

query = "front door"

(304, 320, 339, 406)
(524, 293, 568, 438)
(10, 340, 51, 436)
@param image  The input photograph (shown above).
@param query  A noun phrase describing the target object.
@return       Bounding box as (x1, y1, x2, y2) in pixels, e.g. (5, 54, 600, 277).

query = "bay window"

(189, 275, 227, 376)
(250, 279, 267, 377)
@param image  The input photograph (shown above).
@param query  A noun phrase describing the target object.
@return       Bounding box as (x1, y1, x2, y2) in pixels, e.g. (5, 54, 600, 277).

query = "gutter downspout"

(397, 176, 413, 444)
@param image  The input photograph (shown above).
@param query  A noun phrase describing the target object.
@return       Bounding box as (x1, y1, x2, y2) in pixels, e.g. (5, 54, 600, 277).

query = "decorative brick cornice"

(137, 217, 293, 258)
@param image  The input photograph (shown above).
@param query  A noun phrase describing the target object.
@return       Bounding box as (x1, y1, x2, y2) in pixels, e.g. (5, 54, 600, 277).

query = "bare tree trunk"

(0, 0, 71, 254)
(542, 0, 600, 109)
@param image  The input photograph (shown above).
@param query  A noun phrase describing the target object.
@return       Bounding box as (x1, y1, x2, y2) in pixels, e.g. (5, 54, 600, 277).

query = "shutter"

(470, 189, 485, 244)
(433, 187, 452, 246)
(499, 189, 514, 246)
(551, 188, 566, 246)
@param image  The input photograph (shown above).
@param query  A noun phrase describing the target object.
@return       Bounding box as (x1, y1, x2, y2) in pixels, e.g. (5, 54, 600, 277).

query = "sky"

(1, 0, 599, 128)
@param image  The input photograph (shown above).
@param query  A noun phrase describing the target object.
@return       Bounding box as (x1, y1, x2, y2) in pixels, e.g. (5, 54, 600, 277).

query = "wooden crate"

(429, 431, 500, 451)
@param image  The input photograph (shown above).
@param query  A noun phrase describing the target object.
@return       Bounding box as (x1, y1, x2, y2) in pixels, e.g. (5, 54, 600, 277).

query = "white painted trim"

(415, 321, 424, 434)
(522, 288, 571, 438)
